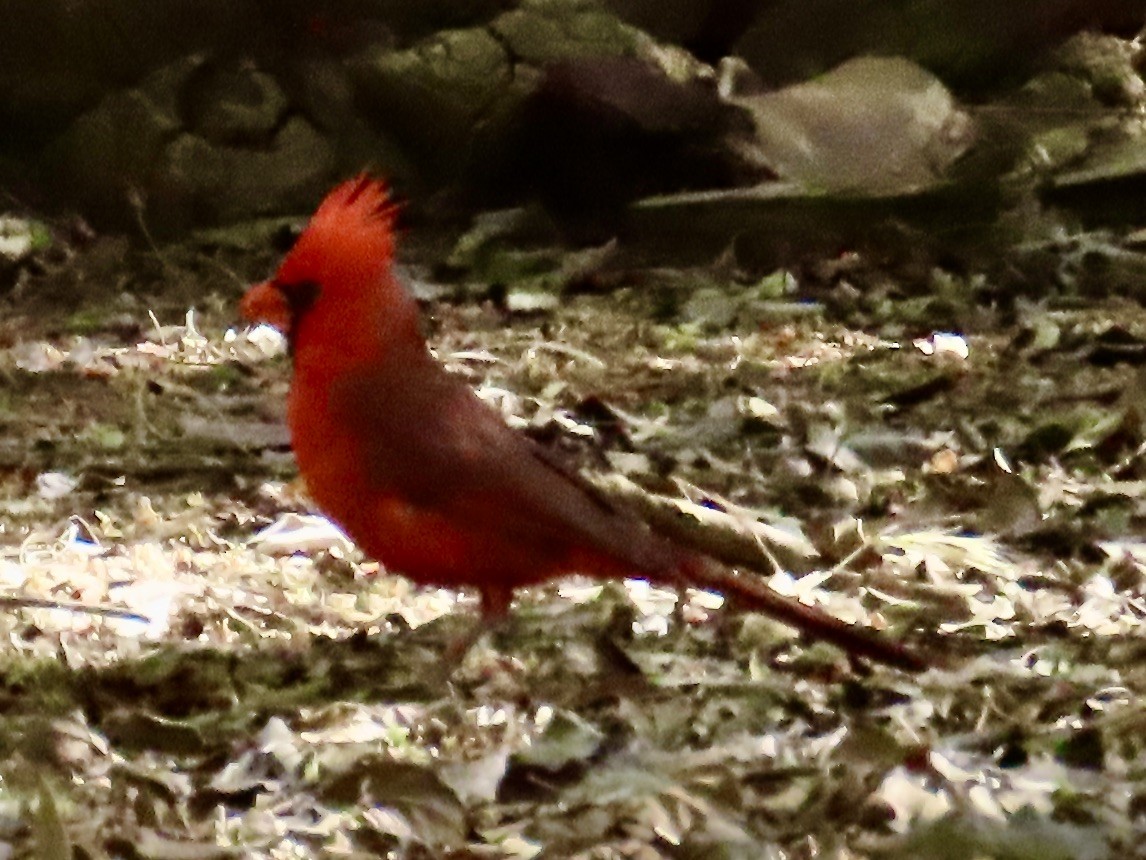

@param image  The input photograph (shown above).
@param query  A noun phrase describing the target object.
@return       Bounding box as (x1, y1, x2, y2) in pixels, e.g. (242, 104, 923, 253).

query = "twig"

(0, 595, 150, 624)
(586, 473, 813, 575)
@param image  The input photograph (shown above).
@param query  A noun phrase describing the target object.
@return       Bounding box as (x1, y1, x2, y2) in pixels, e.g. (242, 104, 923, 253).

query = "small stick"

(0, 595, 151, 624)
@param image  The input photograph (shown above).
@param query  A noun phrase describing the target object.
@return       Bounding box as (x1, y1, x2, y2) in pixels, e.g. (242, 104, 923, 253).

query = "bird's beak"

(240, 281, 292, 333)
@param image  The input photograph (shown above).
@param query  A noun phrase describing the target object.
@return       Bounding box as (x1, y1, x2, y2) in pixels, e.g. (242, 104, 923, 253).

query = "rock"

(283, 55, 417, 192)
(41, 56, 198, 226)
(350, 0, 656, 190)
(160, 134, 230, 220)
(44, 52, 343, 232)
(183, 63, 289, 145)
(162, 116, 336, 224)
(489, 0, 640, 65)
(221, 117, 337, 221)
(1054, 31, 1145, 106)
(733, 57, 975, 195)
(51, 89, 177, 185)
(487, 55, 767, 231)
(289, 57, 357, 133)
(350, 27, 514, 180)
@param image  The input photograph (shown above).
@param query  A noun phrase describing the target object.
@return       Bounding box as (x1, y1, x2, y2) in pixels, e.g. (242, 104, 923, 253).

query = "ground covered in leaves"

(1, 226, 1145, 859)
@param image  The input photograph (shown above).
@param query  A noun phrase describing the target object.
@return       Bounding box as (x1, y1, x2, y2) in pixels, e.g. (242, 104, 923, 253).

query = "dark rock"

(41, 56, 199, 227)
(182, 63, 289, 146)
(44, 53, 339, 233)
(487, 55, 769, 234)
(288, 57, 359, 133)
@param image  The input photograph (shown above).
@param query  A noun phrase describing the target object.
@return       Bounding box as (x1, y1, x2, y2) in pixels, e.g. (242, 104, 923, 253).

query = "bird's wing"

(326, 358, 676, 576)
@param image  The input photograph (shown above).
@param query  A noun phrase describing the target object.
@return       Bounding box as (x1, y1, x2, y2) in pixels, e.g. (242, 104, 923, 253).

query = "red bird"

(241, 176, 926, 672)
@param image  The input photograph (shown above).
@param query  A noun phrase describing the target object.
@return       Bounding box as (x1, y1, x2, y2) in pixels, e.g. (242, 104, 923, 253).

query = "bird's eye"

(276, 279, 320, 317)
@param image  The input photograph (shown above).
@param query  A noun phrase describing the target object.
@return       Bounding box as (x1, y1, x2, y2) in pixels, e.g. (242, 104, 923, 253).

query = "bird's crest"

(276, 175, 399, 291)
(313, 174, 398, 233)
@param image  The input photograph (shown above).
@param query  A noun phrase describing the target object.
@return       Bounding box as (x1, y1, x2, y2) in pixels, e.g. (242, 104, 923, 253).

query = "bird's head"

(240, 175, 400, 342)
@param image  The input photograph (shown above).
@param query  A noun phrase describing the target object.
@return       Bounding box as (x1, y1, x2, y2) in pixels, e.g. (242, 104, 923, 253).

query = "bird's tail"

(669, 553, 929, 672)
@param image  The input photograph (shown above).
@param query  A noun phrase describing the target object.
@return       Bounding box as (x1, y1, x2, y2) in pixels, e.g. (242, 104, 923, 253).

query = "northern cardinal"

(241, 176, 926, 672)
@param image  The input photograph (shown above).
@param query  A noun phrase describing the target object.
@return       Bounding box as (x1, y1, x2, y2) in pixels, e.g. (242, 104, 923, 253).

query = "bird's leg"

(479, 584, 514, 623)
(443, 584, 514, 665)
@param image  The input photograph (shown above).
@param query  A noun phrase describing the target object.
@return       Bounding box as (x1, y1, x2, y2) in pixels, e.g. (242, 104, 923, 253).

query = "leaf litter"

(0, 239, 1143, 857)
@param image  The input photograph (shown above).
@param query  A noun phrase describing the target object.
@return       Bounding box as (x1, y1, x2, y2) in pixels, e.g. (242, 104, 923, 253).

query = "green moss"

(63, 310, 112, 335)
